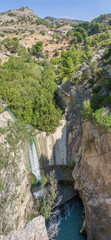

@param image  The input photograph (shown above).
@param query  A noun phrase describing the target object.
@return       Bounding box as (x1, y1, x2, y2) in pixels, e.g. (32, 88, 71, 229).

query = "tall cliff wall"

(73, 121, 111, 240)
(36, 119, 67, 167)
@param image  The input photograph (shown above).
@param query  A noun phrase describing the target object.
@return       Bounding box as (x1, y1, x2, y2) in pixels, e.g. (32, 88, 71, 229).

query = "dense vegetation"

(0, 56, 62, 134)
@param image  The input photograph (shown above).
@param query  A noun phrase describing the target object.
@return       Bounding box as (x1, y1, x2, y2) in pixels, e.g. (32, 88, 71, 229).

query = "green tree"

(81, 99, 93, 120)
(0, 57, 62, 134)
(31, 41, 43, 57)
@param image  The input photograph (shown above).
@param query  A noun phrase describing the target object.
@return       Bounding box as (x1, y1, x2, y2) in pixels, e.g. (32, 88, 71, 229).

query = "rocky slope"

(0, 7, 83, 62)
(0, 216, 48, 240)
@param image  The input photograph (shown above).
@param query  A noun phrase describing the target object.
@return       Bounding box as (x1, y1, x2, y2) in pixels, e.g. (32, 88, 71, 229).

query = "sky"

(0, 0, 111, 21)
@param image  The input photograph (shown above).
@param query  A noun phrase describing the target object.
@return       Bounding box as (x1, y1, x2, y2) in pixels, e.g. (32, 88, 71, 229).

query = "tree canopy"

(0, 56, 62, 134)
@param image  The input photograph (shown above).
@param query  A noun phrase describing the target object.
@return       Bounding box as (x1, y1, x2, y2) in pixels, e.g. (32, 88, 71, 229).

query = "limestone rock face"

(73, 121, 111, 240)
(36, 119, 67, 167)
(0, 216, 48, 240)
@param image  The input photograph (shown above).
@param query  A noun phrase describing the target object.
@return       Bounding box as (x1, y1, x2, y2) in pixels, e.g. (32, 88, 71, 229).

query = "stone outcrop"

(0, 216, 48, 240)
(73, 121, 111, 240)
(36, 119, 67, 167)
(0, 7, 35, 24)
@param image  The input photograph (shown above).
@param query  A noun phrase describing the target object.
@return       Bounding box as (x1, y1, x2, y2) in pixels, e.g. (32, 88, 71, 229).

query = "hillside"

(94, 13, 111, 25)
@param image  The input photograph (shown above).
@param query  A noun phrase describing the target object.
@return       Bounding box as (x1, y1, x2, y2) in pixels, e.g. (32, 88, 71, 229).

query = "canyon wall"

(36, 119, 67, 167)
(73, 121, 111, 240)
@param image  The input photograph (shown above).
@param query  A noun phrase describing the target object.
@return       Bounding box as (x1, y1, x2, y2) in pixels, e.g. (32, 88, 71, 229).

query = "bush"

(54, 50, 59, 57)
(93, 108, 111, 127)
(39, 31, 45, 36)
(81, 99, 93, 121)
(30, 30, 35, 34)
(91, 94, 105, 111)
(31, 41, 43, 56)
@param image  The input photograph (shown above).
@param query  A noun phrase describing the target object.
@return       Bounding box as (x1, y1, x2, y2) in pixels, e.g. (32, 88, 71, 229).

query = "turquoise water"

(50, 198, 86, 240)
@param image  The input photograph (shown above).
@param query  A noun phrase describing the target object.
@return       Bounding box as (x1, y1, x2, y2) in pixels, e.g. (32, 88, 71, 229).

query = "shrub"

(39, 31, 45, 36)
(54, 50, 59, 57)
(81, 99, 93, 121)
(31, 41, 43, 56)
(93, 108, 111, 127)
(30, 30, 35, 34)
(91, 94, 105, 111)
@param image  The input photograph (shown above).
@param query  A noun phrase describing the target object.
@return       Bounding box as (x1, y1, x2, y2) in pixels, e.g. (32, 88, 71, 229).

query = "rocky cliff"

(0, 216, 48, 240)
(0, 111, 32, 234)
(36, 119, 67, 167)
(73, 121, 111, 240)
(59, 47, 111, 239)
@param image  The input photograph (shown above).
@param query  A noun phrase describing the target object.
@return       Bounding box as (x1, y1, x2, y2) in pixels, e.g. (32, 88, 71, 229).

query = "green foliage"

(2, 37, 20, 53)
(92, 84, 102, 94)
(103, 45, 111, 59)
(0, 56, 62, 134)
(93, 108, 111, 127)
(39, 30, 45, 36)
(89, 21, 103, 35)
(89, 61, 97, 71)
(34, 170, 57, 219)
(93, 67, 105, 81)
(70, 73, 82, 85)
(56, 46, 88, 81)
(0, 33, 5, 37)
(81, 99, 93, 121)
(90, 94, 105, 111)
(101, 77, 111, 92)
(35, 19, 54, 29)
(82, 99, 111, 130)
(30, 30, 35, 34)
(82, 69, 92, 81)
(31, 41, 43, 56)
(54, 50, 59, 57)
